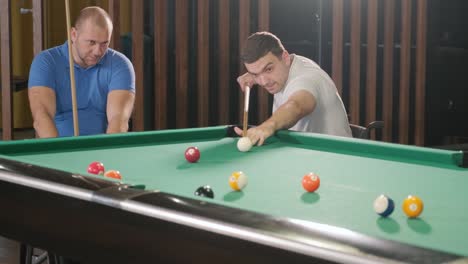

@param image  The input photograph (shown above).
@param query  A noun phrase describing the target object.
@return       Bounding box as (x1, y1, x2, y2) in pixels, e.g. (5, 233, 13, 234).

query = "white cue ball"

(237, 137, 253, 152)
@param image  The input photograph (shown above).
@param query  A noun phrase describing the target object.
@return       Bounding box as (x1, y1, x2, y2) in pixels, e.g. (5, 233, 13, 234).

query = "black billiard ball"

(194, 185, 214, 198)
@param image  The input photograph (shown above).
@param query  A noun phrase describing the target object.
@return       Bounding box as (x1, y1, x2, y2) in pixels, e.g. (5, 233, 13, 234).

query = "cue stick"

(65, 0, 79, 136)
(242, 86, 251, 137)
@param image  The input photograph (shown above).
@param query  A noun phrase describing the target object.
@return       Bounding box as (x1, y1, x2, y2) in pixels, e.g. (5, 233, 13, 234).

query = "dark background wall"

(270, 0, 468, 146)
(425, 0, 468, 146)
(98, 0, 468, 146)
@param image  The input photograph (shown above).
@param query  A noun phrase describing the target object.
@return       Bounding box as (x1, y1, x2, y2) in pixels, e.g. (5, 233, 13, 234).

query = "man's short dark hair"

(241, 32, 285, 64)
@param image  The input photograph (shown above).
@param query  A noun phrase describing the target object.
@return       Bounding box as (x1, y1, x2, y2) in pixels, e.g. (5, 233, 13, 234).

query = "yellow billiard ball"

(402, 195, 424, 218)
(229, 171, 248, 191)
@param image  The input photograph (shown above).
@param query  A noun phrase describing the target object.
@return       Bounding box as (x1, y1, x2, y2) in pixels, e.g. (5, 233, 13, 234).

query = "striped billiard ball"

(373, 194, 395, 217)
(229, 171, 248, 191)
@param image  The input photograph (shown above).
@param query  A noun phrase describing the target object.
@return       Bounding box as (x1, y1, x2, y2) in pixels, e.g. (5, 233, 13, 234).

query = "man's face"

(71, 20, 111, 68)
(245, 51, 291, 94)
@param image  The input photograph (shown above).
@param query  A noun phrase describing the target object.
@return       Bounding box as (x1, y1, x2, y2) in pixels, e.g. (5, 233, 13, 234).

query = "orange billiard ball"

(302, 172, 320, 192)
(104, 170, 122, 180)
(402, 195, 424, 218)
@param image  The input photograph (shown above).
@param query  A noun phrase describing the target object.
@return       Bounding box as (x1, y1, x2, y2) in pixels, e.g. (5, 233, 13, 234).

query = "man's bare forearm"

(33, 116, 58, 138)
(263, 99, 304, 131)
(106, 116, 129, 134)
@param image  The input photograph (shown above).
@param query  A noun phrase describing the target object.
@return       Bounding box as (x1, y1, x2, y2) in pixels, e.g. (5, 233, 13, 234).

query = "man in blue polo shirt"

(28, 6, 135, 138)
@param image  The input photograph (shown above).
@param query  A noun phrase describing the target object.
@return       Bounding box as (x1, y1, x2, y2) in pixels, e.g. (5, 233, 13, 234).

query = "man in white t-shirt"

(236, 31, 351, 146)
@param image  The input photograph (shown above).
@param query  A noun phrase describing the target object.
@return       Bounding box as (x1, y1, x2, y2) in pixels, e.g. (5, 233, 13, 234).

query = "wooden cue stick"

(242, 86, 251, 137)
(65, 0, 79, 136)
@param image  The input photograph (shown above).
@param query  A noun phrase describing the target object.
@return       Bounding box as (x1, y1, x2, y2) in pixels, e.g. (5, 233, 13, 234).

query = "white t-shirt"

(273, 54, 352, 137)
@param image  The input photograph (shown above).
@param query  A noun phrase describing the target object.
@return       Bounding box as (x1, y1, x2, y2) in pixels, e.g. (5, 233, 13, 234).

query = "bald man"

(28, 6, 135, 138)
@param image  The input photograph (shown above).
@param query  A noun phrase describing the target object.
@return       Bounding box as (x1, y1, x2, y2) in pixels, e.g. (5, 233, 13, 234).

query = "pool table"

(0, 126, 467, 263)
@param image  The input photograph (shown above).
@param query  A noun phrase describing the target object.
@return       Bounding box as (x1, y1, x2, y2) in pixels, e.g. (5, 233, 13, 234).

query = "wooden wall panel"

(331, 0, 344, 95)
(108, 0, 120, 51)
(414, 0, 427, 146)
(365, 0, 377, 128)
(32, 0, 43, 56)
(0, 0, 433, 143)
(217, 0, 230, 125)
(238, 0, 250, 123)
(175, 0, 189, 128)
(382, 0, 395, 142)
(154, 0, 168, 129)
(330, 0, 427, 144)
(349, 0, 361, 124)
(399, 0, 412, 144)
(131, 1, 144, 131)
(257, 0, 270, 123)
(0, 0, 13, 140)
(197, 0, 209, 126)
(109, 0, 429, 145)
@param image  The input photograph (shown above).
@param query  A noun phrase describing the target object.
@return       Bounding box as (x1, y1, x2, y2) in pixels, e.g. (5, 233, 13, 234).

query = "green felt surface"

(1, 126, 467, 257)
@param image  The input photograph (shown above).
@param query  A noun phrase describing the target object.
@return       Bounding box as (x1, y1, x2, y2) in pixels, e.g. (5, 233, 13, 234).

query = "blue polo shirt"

(28, 42, 135, 137)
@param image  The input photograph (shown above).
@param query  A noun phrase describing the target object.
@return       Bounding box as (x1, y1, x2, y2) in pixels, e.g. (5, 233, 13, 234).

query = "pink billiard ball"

(185, 147, 200, 163)
(302, 172, 320, 192)
(87, 161, 105, 175)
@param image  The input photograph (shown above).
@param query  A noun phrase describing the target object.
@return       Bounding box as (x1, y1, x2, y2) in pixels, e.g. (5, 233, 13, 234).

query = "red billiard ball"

(185, 147, 200, 163)
(104, 170, 122, 180)
(302, 172, 320, 192)
(87, 161, 105, 175)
